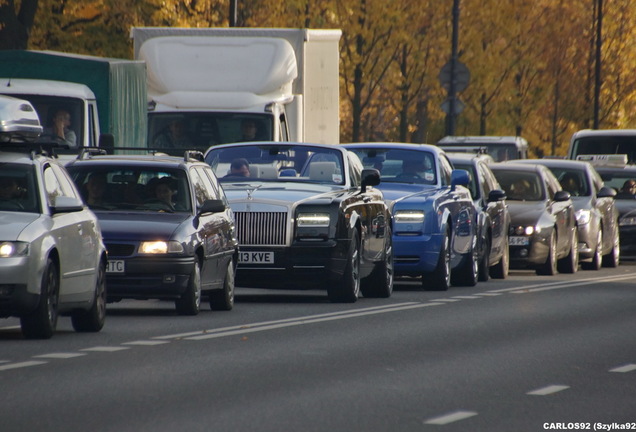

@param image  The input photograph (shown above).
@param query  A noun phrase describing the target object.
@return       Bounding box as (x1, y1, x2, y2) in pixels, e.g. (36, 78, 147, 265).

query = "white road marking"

(431, 298, 461, 302)
(81, 346, 130, 352)
(527, 385, 570, 395)
(123, 340, 170, 346)
(33, 353, 87, 359)
(609, 363, 636, 373)
(488, 273, 636, 294)
(0, 325, 21, 331)
(424, 410, 478, 425)
(476, 292, 502, 296)
(452, 295, 481, 299)
(0, 361, 47, 371)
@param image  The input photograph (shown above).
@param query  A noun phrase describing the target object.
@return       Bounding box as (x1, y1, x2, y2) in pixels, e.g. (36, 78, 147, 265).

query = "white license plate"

(509, 236, 530, 246)
(106, 260, 125, 273)
(239, 251, 274, 264)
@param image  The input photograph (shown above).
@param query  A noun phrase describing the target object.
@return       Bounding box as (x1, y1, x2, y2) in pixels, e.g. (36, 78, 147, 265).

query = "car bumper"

(235, 239, 349, 288)
(392, 232, 443, 276)
(576, 223, 596, 260)
(509, 235, 551, 269)
(0, 257, 39, 316)
(105, 256, 196, 300)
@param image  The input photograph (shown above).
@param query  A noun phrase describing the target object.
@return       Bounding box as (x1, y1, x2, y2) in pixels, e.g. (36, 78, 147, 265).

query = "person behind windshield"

(155, 119, 194, 149)
(85, 173, 108, 208)
(616, 179, 636, 199)
(0, 177, 21, 200)
(45, 108, 77, 148)
(395, 158, 430, 181)
(560, 173, 580, 196)
(224, 158, 251, 178)
(238, 119, 259, 142)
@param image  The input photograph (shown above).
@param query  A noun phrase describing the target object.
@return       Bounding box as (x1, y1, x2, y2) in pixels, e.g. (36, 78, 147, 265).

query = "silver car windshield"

(493, 170, 545, 201)
(0, 163, 39, 213)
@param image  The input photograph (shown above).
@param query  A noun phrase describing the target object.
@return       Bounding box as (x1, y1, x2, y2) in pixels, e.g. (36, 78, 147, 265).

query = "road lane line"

(452, 295, 481, 299)
(186, 303, 445, 341)
(488, 273, 636, 294)
(424, 410, 478, 425)
(527, 385, 570, 395)
(123, 340, 171, 346)
(610, 364, 636, 373)
(33, 353, 87, 359)
(0, 361, 47, 371)
(81, 346, 130, 352)
(154, 302, 424, 340)
(431, 298, 461, 302)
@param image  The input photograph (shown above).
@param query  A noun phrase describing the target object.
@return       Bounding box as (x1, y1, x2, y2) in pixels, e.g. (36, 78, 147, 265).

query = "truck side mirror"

(98, 134, 115, 153)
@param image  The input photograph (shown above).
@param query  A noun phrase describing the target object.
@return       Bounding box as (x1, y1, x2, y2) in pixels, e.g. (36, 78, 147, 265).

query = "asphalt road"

(1, 265, 636, 432)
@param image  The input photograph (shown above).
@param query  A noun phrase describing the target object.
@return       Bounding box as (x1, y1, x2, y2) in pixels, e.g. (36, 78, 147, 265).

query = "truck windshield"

(148, 113, 274, 155)
(570, 135, 636, 164)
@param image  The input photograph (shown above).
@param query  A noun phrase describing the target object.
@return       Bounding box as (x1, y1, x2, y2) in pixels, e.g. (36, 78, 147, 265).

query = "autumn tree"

(0, 0, 38, 49)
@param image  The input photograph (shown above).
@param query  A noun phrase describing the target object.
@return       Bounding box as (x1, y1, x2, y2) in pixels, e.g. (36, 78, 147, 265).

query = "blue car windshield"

(348, 148, 437, 185)
(69, 167, 192, 212)
(0, 163, 39, 213)
(206, 144, 346, 185)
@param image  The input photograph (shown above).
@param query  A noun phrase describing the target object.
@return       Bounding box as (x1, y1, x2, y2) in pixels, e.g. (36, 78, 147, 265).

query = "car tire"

(175, 260, 201, 315)
(557, 228, 579, 274)
(71, 260, 107, 332)
(537, 231, 557, 276)
(328, 230, 360, 303)
(20, 258, 59, 339)
(602, 224, 620, 268)
(209, 259, 235, 311)
(582, 228, 602, 271)
(361, 225, 393, 298)
(452, 246, 478, 287)
(490, 234, 509, 279)
(425, 228, 451, 291)
(477, 234, 490, 282)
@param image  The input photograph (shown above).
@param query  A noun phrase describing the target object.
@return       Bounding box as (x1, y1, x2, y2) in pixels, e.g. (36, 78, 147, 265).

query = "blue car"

(344, 143, 477, 290)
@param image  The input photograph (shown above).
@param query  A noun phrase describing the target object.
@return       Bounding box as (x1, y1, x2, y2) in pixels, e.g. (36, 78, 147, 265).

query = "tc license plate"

(509, 236, 530, 246)
(106, 260, 125, 273)
(239, 251, 274, 264)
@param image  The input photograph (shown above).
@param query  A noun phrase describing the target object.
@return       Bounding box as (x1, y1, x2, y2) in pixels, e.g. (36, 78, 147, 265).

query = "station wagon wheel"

(582, 227, 602, 271)
(175, 260, 201, 315)
(20, 258, 59, 339)
(478, 234, 490, 282)
(328, 230, 360, 303)
(557, 227, 579, 274)
(537, 230, 557, 276)
(210, 259, 235, 311)
(426, 228, 451, 291)
(490, 234, 509, 279)
(361, 225, 393, 298)
(71, 260, 107, 332)
(602, 224, 620, 268)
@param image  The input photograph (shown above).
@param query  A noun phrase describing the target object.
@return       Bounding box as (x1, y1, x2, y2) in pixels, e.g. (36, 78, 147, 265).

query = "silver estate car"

(0, 95, 108, 339)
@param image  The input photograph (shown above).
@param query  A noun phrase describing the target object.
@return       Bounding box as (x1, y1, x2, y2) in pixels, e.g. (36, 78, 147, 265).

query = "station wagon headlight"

(297, 213, 330, 227)
(394, 210, 425, 223)
(139, 241, 184, 254)
(575, 209, 591, 225)
(0, 242, 29, 258)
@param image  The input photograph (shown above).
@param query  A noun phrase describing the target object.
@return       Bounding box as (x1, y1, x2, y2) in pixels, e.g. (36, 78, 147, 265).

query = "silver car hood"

(0, 212, 40, 241)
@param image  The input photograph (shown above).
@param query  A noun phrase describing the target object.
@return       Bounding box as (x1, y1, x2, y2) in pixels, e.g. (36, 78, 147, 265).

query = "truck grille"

(234, 211, 287, 246)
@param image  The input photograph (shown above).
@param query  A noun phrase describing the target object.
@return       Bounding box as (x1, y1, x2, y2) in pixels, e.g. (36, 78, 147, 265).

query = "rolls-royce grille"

(234, 212, 287, 246)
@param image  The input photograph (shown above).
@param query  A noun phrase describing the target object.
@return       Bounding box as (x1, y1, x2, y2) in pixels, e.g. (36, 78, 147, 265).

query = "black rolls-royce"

(205, 142, 393, 302)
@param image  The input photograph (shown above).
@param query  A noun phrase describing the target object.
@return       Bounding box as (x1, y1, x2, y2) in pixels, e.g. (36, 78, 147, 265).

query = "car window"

(492, 169, 545, 201)
(193, 166, 220, 200)
(452, 162, 479, 199)
(189, 168, 215, 207)
(439, 155, 453, 186)
(548, 167, 589, 197)
(0, 163, 39, 213)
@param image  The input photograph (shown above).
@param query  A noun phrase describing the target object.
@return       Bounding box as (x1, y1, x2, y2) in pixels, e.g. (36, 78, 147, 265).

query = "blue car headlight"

(139, 241, 184, 254)
(0, 241, 29, 258)
(394, 210, 425, 224)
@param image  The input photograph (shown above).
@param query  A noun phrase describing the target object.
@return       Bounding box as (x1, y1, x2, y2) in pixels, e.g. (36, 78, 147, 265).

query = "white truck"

(131, 27, 341, 153)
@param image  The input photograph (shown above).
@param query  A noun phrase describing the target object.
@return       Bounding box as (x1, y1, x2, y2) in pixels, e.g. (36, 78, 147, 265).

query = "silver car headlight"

(0, 241, 29, 258)
(394, 210, 425, 223)
(297, 213, 330, 227)
(575, 209, 591, 225)
(512, 225, 539, 235)
(139, 241, 184, 254)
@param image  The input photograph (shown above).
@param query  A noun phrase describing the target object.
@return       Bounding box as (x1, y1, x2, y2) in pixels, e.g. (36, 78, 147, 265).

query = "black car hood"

(506, 201, 546, 225)
(95, 211, 189, 241)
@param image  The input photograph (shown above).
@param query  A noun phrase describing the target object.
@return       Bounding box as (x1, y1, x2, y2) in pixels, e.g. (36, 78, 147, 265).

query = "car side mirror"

(554, 190, 571, 202)
(198, 199, 226, 215)
(597, 186, 616, 198)
(51, 196, 84, 214)
(450, 169, 470, 191)
(98, 133, 115, 153)
(361, 168, 381, 193)
(487, 189, 507, 202)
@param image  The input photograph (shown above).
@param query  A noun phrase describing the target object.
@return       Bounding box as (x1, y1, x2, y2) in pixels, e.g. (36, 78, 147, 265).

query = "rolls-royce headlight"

(394, 210, 425, 223)
(139, 241, 184, 254)
(0, 241, 29, 258)
(575, 209, 591, 225)
(297, 213, 330, 227)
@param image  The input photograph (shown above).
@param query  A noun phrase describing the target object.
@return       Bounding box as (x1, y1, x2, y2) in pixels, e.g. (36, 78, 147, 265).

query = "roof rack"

(184, 150, 204, 162)
(575, 154, 628, 167)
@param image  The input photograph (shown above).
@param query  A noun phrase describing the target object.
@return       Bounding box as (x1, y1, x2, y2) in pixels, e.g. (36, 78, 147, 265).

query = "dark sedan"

(447, 152, 510, 280)
(491, 162, 579, 275)
(66, 151, 238, 315)
(204, 142, 393, 303)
